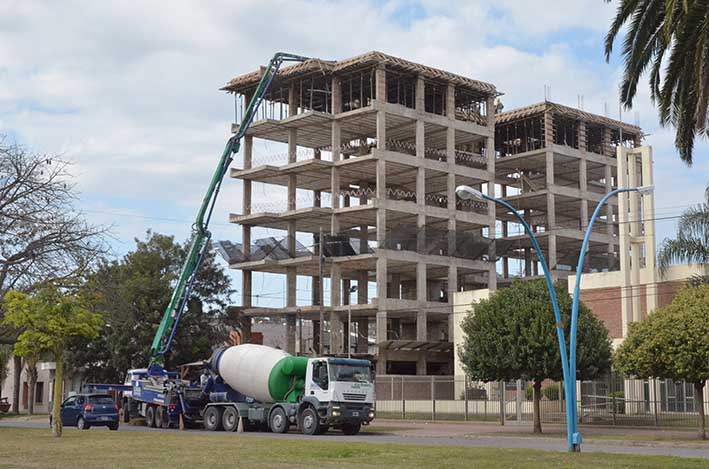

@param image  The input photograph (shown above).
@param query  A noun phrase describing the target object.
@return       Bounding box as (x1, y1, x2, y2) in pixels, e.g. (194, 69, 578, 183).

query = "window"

(62, 396, 76, 408)
(35, 382, 44, 404)
(89, 395, 114, 405)
(329, 364, 371, 383)
(312, 361, 329, 390)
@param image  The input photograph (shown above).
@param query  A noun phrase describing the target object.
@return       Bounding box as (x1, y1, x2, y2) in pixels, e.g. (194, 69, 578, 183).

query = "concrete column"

(375, 67, 388, 371)
(356, 318, 369, 353)
(486, 95, 497, 291)
(501, 185, 509, 278)
(416, 262, 427, 341)
(578, 122, 589, 228)
(331, 75, 342, 234)
(285, 91, 298, 354)
(545, 150, 557, 273)
(242, 132, 253, 314)
(376, 67, 387, 148)
(641, 147, 657, 314)
(628, 152, 642, 322)
(605, 164, 614, 266)
(617, 147, 633, 337)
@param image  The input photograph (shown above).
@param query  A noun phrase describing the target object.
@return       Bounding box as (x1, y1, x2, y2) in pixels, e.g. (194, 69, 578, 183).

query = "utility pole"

(318, 227, 325, 355)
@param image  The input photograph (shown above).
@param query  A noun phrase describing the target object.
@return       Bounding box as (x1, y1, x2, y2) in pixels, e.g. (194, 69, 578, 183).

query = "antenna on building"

(604, 101, 609, 117)
(577, 94, 585, 110)
(544, 85, 552, 102)
(634, 111, 640, 127)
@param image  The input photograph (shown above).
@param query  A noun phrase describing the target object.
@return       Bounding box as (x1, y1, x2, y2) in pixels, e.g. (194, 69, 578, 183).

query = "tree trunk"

(11, 355, 21, 414)
(51, 357, 63, 438)
(25, 355, 38, 415)
(533, 380, 542, 434)
(27, 375, 35, 415)
(695, 382, 706, 441)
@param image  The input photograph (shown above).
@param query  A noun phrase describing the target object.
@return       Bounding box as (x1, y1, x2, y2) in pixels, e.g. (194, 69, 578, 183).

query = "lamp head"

(455, 185, 485, 201)
(635, 185, 654, 195)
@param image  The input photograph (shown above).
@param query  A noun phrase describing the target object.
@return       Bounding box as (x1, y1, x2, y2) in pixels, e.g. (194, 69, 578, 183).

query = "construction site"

(219, 51, 651, 378)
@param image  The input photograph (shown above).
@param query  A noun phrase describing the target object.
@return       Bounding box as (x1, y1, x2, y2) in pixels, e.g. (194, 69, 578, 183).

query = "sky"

(2, 0, 708, 308)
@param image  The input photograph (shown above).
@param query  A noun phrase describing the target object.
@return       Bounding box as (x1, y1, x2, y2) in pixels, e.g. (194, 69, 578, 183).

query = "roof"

(496, 101, 641, 135)
(222, 51, 497, 97)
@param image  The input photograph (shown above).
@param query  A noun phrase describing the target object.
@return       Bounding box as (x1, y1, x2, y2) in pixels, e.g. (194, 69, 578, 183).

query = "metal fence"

(374, 373, 709, 429)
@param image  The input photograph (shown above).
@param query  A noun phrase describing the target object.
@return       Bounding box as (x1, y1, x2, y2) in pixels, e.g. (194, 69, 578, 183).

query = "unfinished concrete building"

(493, 101, 643, 280)
(222, 52, 499, 375)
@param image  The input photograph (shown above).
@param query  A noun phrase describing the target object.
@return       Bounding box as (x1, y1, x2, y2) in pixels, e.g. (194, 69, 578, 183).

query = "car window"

(63, 397, 76, 407)
(76, 396, 85, 405)
(89, 396, 114, 405)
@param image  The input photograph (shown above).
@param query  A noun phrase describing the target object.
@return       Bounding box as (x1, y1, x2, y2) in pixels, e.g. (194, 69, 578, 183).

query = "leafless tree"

(0, 136, 109, 412)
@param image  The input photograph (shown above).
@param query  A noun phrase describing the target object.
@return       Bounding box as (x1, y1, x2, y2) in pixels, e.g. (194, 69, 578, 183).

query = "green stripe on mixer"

(268, 356, 309, 402)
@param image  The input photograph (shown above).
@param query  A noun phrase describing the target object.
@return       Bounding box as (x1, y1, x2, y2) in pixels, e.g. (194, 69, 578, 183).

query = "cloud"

(1, 0, 706, 263)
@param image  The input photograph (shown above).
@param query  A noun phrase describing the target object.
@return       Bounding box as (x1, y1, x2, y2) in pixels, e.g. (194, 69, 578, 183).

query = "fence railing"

(375, 374, 709, 429)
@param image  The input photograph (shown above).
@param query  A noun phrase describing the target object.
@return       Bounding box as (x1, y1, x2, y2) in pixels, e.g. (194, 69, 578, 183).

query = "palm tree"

(658, 185, 709, 281)
(604, 0, 709, 165)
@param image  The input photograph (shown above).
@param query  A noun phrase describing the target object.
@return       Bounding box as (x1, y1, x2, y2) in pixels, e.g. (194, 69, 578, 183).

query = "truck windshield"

(329, 364, 371, 383)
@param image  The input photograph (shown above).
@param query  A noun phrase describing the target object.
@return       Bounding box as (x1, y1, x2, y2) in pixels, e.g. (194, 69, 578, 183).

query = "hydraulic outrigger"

(148, 52, 310, 372)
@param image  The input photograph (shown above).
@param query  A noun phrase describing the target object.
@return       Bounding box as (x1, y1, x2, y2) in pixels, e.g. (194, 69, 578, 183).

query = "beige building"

(1, 358, 82, 414)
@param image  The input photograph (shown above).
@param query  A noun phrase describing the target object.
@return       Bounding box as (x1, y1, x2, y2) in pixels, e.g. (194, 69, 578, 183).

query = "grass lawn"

(1, 428, 708, 468)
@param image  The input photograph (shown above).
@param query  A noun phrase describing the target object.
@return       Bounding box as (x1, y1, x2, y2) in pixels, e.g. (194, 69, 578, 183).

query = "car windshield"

(89, 396, 114, 405)
(329, 364, 371, 383)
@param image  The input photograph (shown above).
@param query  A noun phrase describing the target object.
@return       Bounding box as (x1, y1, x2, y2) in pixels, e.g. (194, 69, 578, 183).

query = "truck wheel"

(146, 405, 156, 428)
(299, 407, 320, 436)
(204, 406, 223, 431)
(269, 407, 289, 434)
(342, 422, 361, 435)
(155, 406, 168, 429)
(222, 407, 239, 432)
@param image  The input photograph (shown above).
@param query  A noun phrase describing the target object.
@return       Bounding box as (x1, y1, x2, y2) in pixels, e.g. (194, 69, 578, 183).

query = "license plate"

(352, 412, 359, 417)
(99, 416, 110, 421)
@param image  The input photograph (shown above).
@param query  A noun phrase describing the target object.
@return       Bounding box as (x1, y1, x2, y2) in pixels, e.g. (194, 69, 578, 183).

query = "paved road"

(3, 418, 708, 461)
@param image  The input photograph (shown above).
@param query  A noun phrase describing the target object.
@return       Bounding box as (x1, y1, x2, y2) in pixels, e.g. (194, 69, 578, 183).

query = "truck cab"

(300, 357, 375, 435)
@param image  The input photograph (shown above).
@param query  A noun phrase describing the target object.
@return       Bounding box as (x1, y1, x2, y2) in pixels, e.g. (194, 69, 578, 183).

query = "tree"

(2, 287, 103, 437)
(0, 137, 108, 413)
(658, 185, 709, 283)
(23, 352, 39, 415)
(458, 279, 612, 433)
(615, 285, 709, 440)
(604, 1, 709, 165)
(65, 231, 233, 384)
(0, 344, 11, 401)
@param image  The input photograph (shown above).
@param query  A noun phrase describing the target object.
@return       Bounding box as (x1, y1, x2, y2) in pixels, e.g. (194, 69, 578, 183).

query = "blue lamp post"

(456, 184, 653, 453)
(567, 185, 654, 445)
(455, 185, 577, 449)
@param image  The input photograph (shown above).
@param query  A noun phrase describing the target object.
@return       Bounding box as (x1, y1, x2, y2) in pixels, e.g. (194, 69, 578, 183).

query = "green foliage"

(543, 384, 560, 401)
(2, 287, 103, 359)
(658, 186, 709, 276)
(605, 2, 709, 165)
(614, 285, 709, 384)
(525, 384, 533, 401)
(64, 231, 233, 383)
(458, 279, 612, 384)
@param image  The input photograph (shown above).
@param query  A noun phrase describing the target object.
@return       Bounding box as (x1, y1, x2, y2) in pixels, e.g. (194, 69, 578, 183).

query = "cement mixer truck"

(201, 344, 375, 435)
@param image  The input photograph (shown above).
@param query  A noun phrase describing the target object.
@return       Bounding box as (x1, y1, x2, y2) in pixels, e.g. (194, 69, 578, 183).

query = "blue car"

(55, 393, 119, 430)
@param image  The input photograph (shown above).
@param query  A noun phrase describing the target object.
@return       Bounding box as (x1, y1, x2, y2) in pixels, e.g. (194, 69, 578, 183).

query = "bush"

(543, 384, 560, 401)
(525, 384, 533, 401)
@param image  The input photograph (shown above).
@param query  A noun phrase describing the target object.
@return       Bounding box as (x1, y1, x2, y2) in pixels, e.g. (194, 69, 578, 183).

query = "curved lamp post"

(456, 184, 653, 452)
(455, 185, 576, 449)
(567, 185, 654, 443)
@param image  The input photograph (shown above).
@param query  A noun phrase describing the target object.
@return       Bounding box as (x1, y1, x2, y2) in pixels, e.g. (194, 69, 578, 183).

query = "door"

(59, 396, 77, 425)
(307, 360, 330, 403)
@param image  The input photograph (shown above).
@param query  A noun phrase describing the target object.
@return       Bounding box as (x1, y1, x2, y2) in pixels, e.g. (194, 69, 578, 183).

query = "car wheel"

(222, 407, 239, 432)
(155, 406, 169, 429)
(203, 406, 223, 431)
(77, 417, 90, 430)
(299, 407, 320, 436)
(342, 422, 361, 435)
(269, 407, 289, 434)
(146, 405, 156, 428)
(108, 423, 119, 431)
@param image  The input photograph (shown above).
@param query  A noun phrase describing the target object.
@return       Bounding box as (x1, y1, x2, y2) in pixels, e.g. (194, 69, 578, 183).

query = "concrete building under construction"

(221, 52, 648, 376)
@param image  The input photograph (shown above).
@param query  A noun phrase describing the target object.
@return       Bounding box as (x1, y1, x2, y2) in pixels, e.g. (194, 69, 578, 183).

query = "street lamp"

(456, 185, 577, 451)
(347, 285, 358, 358)
(567, 185, 654, 443)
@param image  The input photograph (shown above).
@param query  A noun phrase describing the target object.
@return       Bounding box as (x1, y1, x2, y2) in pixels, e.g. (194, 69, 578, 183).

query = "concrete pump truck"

(89, 52, 376, 435)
